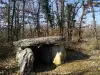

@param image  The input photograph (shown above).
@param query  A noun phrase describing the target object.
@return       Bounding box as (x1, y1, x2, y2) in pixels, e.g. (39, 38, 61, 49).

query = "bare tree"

(78, 0, 85, 42)
(37, 0, 41, 37)
(56, 0, 65, 36)
(11, 0, 16, 41)
(15, 1, 20, 40)
(41, 0, 53, 36)
(7, 0, 11, 42)
(88, 0, 98, 47)
(22, 0, 26, 38)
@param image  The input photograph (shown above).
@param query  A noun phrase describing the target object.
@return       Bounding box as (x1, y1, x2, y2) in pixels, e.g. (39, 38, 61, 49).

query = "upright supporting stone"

(16, 47, 34, 75)
(52, 45, 66, 66)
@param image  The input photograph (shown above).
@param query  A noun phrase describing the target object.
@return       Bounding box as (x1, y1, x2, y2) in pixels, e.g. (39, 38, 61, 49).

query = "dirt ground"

(1, 40, 100, 75)
(34, 50, 100, 75)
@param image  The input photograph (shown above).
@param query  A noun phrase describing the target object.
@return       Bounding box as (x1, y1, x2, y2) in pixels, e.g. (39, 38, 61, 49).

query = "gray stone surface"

(13, 36, 64, 48)
(16, 47, 34, 75)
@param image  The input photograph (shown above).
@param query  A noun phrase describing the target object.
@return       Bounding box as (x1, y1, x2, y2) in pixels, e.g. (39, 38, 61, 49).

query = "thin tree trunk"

(7, 0, 10, 42)
(15, 7, 17, 40)
(61, 0, 65, 36)
(37, 0, 41, 37)
(90, 0, 98, 48)
(56, 0, 60, 33)
(22, 0, 25, 38)
(16, 2, 20, 40)
(78, 0, 85, 42)
(11, 0, 16, 41)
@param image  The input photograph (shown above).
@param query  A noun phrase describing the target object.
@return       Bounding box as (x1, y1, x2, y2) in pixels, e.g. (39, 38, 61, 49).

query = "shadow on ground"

(33, 62, 56, 73)
(66, 48, 90, 61)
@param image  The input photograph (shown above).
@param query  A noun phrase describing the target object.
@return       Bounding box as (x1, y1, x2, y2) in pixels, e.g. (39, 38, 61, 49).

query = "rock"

(52, 45, 66, 66)
(13, 36, 65, 48)
(16, 47, 34, 75)
(53, 52, 62, 65)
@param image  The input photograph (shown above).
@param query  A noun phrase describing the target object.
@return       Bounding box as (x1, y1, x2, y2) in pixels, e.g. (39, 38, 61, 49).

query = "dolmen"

(13, 36, 67, 75)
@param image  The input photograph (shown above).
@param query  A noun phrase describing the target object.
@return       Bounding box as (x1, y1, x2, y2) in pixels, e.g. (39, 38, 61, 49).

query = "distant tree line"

(0, 0, 100, 45)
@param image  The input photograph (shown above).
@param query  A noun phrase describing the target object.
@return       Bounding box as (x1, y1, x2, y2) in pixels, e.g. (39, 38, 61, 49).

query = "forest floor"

(34, 50, 100, 75)
(0, 38, 100, 75)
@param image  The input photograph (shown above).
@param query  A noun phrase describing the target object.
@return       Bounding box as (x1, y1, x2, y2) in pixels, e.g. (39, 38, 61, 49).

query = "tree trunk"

(90, 0, 98, 48)
(7, 0, 10, 42)
(60, 0, 65, 37)
(11, 0, 16, 41)
(16, 2, 20, 40)
(56, 0, 60, 33)
(22, 0, 25, 38)
(37, 0, 41, 37)
(78, 0, 85, 42)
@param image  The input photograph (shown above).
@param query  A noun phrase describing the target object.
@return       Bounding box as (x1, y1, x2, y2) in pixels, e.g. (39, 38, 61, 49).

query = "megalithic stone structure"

(13, 36, 67, 74)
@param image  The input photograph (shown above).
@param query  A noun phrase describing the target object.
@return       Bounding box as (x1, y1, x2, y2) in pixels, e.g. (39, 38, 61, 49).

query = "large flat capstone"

(13, 36, 65, 47)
